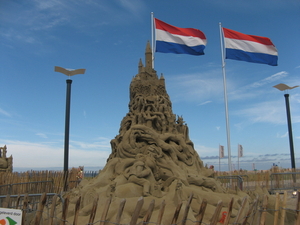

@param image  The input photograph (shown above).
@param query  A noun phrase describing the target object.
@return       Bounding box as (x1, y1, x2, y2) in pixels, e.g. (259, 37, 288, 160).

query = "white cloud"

(233, 99, 286, 124)
(249, 71, 288, 88)
(119, 0, 146, 17)
(36, 133, 48, 138)
(198, 101, 212, 106)
(229, 71, 288, 101)
(1, 0, 146, 46)
(277, 132, 288, 138)
(0, 108, 11, 117)
(1, 139, 110, 168)
(70, 139, 110, 150)
(167, 70, 225, 103)
(195, 144, 217, 155)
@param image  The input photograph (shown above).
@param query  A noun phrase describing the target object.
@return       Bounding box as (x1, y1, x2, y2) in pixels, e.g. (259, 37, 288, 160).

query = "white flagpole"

(151, 12, 155, 69)
(219, 22, 232, 174)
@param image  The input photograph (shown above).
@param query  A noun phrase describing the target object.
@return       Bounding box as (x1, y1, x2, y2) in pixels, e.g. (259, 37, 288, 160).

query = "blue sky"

(1, 0, 299, 171)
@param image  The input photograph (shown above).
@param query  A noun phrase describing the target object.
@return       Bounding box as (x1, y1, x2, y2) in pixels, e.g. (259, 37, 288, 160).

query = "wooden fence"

(0, 169, 81, 195)
(1, 191, 299, 225)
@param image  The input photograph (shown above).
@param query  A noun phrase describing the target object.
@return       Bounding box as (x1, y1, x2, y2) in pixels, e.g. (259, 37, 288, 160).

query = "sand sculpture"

(65, 43, 277, 224)
(0, 145, 13, 172)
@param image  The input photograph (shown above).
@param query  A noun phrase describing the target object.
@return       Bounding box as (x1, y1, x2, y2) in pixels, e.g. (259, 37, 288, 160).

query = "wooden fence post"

(279, 191, 287, 225)
(250, 197, 259, 225)
(259, 194, 268, 225)
(234, 196, 247, 224)
(171, 201, 182, 225)
(73, 196, 81, 225)
(2, 194, 10, 208)
(156, 199, 166, 225)
(224, 197, 234, 225)
(115, 199, 126, 224)
(181, 193, 194, 225)
(48, 194, 58, 225)
(60, 195, 70, 225)
(129, 196, 144, 225)
(142, 199, 155, 224)
(295, 190, 300, 225)
(274, 193, 280, 225)
(195, 199, 207, 225)
(15, 194, 21, 209)
(21, 194, 29, 225)
(100, 196, 112, 225)
(88, 195, 99, 225)
(34, 192, 47, 225)
(210, 200, 223, 225)
(241, 198, 257, 225)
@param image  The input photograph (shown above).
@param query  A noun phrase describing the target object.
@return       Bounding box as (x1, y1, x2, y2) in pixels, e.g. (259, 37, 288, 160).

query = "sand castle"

(63, 43, 278, 224)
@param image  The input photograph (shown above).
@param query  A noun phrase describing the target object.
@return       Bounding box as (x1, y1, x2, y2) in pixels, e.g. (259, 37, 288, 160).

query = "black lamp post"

(54, 66, 86, 174)
(273, 83, 299, 171)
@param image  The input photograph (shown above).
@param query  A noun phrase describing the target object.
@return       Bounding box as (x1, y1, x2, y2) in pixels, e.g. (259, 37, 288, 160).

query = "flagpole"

(151, 12, 155, 69)
(219, 22, 232, 174)
(219, 144, 221, 172)
(238, 144, 240, 173)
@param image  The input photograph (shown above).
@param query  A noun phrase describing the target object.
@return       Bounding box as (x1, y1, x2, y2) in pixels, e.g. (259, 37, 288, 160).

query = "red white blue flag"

(155, 18, 207, 56)
(223, 28, 278, 66)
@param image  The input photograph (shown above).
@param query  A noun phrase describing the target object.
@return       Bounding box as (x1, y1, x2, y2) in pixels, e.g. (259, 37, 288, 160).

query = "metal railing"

(269, 172, 300, 194)
(0, 180, 54, 195)
(0, 193, 63, 210)
(217, 175, 244, 190)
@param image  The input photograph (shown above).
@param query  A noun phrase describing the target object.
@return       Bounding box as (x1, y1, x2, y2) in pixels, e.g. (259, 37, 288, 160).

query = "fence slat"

(115, 199, 126, 224)
(242, 198, 257, 225)
(234, 196, 247, 224)
(296, 190, 300, 225)
(73, 196, 81, 225)
(88, 195, 99, 224)
(142, 199, 155, 224)
(22, 194, 29, 225)
(171, 201, 182, 225)
(15, 194, 21, 209)
(181, 193, 194, 225)
(224, 197, 234, 225)
(250, 197, 259, 225)
(100, 196, 112, 225)
(273, 193, 280, 225)
(34, 192, 47, 225)
(156, 199, 166, 225)
(48, 194, 58, 225)
(2, 194, 10, 208)
(210, 200, 223, 225)
(195, 199, 207, 225)
(60, 195, 70, 225)
(260, 194, 269, 225)
(129, 196, 144, 225)
(279, 191, 287, 225)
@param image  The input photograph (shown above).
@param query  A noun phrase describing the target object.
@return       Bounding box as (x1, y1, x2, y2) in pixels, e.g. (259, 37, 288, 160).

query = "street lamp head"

(54, 66, 86, 78)
(273, 83, 299, 91)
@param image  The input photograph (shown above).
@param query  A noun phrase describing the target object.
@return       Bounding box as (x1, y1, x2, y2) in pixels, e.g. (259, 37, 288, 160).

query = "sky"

(1, 0, 300, 172)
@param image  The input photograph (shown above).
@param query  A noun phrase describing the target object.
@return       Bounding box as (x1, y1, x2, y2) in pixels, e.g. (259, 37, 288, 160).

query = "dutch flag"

(154, 18, 207, 56)
(223, 27, 278, 66)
